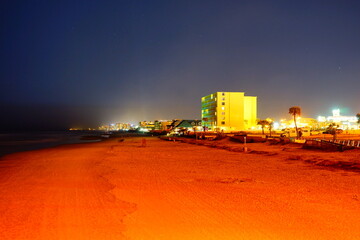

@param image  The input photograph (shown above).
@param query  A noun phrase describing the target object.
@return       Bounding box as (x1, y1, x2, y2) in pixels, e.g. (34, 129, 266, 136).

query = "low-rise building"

(169, 120, 202, 135)
(318, 109, 358, 130)
(139, 121, 155, 131)
(154, 120, 173, 131)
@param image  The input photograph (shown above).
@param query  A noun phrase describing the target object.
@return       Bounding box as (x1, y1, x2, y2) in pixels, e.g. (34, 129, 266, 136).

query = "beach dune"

(0, 137, 359, 239)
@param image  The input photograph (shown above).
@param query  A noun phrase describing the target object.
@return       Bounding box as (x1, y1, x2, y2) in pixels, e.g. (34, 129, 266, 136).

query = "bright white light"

(318, 116, 326, 122)
(332, 109, 340, 117)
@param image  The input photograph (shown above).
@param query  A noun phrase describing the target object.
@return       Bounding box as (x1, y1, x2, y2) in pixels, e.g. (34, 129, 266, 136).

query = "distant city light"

(332, 109, 340, 117)
(317, 116, 326, 122)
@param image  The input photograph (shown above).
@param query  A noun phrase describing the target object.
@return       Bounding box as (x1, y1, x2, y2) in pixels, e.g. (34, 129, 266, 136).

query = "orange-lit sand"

(0, 137, 359, 239)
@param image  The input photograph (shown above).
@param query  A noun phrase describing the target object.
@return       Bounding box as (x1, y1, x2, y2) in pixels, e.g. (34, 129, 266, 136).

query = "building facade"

(139, 121, 155, 131)
(154, 120, 173, 131)
(169, 120, 202, 135)
(318, 109, 359, 130)
(201, 92, 257, 131)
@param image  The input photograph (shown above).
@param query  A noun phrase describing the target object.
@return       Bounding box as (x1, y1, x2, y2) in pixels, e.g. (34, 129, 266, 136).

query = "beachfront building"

(201, 92, 257, 132)
(318, 109, 359, 130)
(168, 119, 202, 135)
(279, 117, 319, 130)
(98, 123, 132, 131)
(115, 123, 132, 130)
(154, 120, 173, 131)
(139, 121, 155, 131)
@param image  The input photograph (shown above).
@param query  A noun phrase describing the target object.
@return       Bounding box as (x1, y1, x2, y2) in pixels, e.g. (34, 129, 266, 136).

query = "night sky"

(1, 0, 360, 130)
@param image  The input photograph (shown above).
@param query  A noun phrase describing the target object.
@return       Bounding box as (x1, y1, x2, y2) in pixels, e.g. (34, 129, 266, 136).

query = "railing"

(310, 139, 360, 148)
(304, 139, 359, 151)
(201, 103, 216, 109)
(326, 139, 360, 148)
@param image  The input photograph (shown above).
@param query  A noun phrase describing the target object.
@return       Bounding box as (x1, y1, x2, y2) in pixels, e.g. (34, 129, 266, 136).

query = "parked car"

(281, 128, 310, 137)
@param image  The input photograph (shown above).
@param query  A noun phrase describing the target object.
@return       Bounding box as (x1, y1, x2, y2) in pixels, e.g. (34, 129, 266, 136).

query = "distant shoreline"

(0, 131, 151, 158)
(0, 131, 105, 158)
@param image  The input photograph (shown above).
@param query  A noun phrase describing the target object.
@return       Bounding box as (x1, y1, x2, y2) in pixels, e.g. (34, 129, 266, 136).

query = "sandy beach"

(0, 136, 359, 239)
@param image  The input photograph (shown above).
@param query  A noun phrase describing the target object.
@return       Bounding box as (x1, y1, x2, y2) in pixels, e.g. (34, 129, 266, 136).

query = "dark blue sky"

(1, 0, 360, 130)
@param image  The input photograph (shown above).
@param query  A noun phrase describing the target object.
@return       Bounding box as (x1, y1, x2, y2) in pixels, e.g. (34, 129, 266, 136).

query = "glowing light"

(332, 109, 340, 117)
(318, 116, 326, 122)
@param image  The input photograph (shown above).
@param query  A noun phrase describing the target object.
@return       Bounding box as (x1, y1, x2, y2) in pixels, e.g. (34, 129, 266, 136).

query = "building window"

(222, 93, 225, 96)
(222, 117, 225, 120)
(222, 112, 225, 115)
(221, 121, 225, 125)
(222, 102, 225, 105)
(222, 97, 225, 101)
(221, 107, 225, 110)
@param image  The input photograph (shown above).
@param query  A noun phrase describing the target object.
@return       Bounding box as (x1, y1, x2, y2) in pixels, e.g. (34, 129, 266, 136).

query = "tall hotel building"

(201, 92, 257, 131)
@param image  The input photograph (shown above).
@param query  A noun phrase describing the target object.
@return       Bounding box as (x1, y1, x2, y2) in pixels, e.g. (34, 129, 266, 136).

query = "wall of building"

(154, 120, 173, 131)
(201, 93, 217, 128)
(244, 96, 257, 129)
(225, 92, 244, 131)
(201, 91, 257, 132)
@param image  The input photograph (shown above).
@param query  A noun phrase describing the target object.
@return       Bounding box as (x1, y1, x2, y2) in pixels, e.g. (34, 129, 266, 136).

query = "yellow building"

(201, 92, 257, 131)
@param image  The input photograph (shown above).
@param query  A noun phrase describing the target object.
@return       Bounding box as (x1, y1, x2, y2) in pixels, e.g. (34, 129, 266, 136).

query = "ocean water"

(0, 131, 104, 158)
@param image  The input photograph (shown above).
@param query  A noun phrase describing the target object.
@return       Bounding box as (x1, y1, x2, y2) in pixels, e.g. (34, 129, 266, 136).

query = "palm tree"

(356, 113, 360, 124)
(268, 121, 274, 137)
(289, 106, 301, 138)
(257, 120, 270, 135)
(202, 118, 208, 132)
